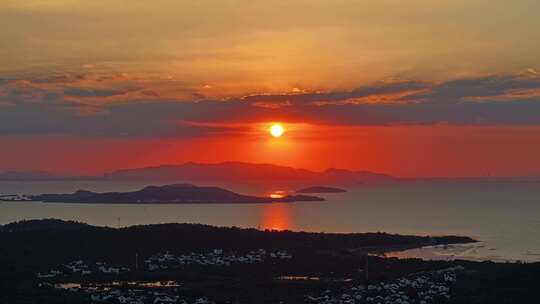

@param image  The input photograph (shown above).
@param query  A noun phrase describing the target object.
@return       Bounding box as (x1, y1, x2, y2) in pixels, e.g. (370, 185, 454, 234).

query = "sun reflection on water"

(260, 202, 294, 231)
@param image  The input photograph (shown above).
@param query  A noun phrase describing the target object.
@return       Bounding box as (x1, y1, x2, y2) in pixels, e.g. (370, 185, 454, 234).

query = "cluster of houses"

(36, 249, 293, 279)
(49, 282, 213, 304)
(145, 249, 293, 270)
(305, 266, 465, 304)
(89, 290, 213, 304)
(34, 254, 463, 304)
(37, 260, 131, 279)
(0, 194, 32, 201)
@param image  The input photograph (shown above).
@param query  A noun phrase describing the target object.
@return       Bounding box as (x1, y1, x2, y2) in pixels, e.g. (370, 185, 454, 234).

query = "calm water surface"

(1, 180, 539, 262)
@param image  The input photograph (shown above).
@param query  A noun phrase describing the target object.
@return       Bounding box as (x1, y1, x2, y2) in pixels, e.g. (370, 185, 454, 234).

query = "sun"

(270, 123, 285, 137)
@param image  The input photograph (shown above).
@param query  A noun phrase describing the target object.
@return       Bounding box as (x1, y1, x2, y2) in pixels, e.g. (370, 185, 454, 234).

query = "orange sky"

(2, 124, 540, 177)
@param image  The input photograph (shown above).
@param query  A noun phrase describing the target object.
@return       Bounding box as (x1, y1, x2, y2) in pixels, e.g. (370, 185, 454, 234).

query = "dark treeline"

(0, 219, 473, 267)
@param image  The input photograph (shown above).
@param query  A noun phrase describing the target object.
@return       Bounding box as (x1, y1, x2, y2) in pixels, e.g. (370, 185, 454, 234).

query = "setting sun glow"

(270, 124, 285, 137)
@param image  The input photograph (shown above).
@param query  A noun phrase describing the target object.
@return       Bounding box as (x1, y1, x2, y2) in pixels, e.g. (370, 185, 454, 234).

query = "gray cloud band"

(1, 73, 539, 137)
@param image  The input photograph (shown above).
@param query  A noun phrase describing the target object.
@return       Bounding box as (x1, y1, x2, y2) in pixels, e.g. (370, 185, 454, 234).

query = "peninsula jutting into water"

(0, 219, 474, 303)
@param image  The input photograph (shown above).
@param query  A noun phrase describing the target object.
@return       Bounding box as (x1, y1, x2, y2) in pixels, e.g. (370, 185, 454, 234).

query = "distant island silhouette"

(28, 184, 324, 204)
(0, 162, 396, 184)
(3, 162, 538, 184)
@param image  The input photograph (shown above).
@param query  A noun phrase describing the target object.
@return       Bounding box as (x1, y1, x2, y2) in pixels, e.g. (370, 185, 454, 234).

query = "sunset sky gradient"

(1, 0, 540, 176)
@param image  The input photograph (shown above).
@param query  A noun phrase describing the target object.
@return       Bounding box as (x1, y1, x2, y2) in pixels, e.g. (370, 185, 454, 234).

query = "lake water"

(1, 180, 539, 263)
